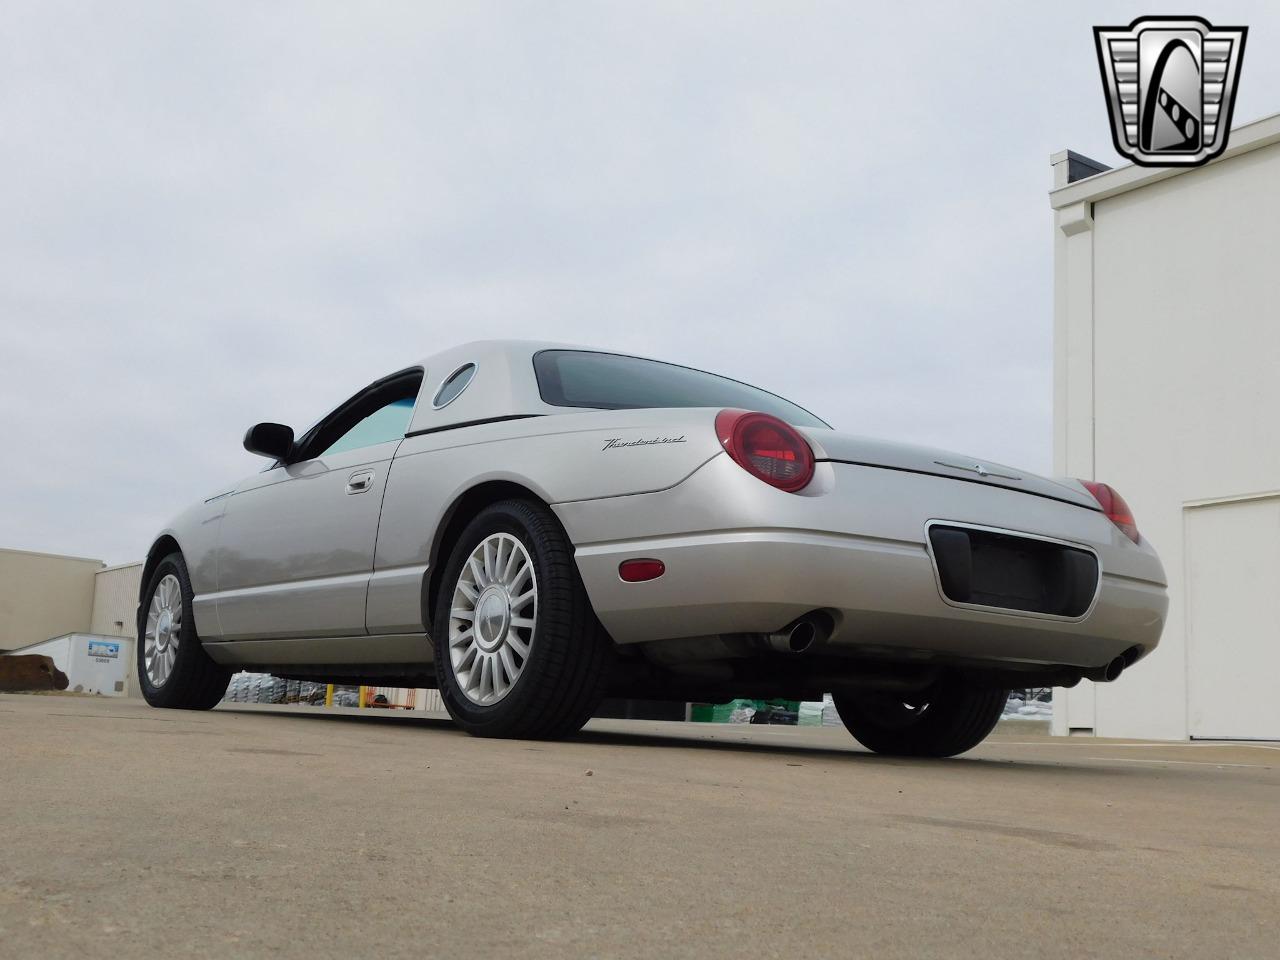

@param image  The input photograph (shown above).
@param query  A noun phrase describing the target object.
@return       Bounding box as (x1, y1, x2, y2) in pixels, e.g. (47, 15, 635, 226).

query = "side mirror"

(243, 422, 295, 461)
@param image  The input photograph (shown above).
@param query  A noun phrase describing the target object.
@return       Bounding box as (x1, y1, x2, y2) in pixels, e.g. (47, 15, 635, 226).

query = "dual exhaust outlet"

(766, 616, 1140, 691)
(764, 614, 1141, 690)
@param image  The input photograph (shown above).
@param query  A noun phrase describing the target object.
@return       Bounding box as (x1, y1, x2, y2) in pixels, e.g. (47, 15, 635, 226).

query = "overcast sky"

(3, 2, 1278, 564)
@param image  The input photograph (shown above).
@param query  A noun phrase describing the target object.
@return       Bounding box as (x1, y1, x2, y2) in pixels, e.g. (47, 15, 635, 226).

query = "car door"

(210, 369, 424, 642)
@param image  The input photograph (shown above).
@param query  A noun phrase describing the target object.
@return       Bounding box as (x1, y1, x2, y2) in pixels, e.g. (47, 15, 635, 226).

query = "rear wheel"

(137, 552, 231, 709)
(833, 679, 1007, 757)
(433, 499, 612, 739)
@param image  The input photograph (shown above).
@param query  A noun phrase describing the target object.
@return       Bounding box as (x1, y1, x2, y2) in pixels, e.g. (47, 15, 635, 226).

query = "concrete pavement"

(1, 694, 1276, 959)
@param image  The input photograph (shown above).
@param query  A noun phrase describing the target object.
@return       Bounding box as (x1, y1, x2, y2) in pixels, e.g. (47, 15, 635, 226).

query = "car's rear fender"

(369, 407, 724, 633)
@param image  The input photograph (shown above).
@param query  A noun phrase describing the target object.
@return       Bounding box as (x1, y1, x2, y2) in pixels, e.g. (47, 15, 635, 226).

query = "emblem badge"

(1094, 16, 1247, 167)
(601, 436, 687, 451)
(934, 460, 1022, 482)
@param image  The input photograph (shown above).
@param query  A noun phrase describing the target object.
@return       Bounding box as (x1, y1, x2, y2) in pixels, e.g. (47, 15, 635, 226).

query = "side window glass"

(320, 397, 415, 458)
(433, 363, 476, 409)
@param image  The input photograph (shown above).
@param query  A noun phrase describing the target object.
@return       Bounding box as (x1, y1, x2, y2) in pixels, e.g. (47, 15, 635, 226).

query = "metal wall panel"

(90, 564, 144, 638)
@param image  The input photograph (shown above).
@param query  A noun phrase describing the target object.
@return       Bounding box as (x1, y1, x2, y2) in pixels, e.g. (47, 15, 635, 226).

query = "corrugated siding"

(418, 689, 445, 712)
(91, 564, 144, 637)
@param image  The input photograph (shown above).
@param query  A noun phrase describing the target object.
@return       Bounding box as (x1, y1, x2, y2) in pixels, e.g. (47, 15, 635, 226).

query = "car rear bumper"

(557, 455, 1168, 672)
(572, 527, 1165, 669)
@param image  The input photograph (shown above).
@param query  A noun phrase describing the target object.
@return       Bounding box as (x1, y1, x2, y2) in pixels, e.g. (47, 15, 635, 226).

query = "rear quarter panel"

(368, 408, 723, 633)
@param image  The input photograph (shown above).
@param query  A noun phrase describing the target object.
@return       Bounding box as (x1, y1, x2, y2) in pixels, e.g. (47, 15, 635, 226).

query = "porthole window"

(432, 363, 477, 409)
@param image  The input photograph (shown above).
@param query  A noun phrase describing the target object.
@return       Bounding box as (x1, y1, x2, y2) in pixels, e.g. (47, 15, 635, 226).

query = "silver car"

(138, 340, 1167, 756)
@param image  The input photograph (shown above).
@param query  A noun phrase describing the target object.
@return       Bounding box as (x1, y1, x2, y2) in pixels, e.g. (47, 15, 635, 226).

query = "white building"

(14, 633, 135, 697)
(1050, 113, 1280, 741)
(1, 548, 142, 693)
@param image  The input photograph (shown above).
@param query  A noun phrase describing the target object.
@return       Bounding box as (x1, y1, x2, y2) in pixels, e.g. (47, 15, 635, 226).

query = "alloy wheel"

(448, 532, 538, 705)
(144, 573, 183, 687)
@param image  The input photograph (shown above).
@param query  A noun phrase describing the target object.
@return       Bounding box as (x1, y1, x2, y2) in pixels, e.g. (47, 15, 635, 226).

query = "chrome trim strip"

(404, 413, 542, 439)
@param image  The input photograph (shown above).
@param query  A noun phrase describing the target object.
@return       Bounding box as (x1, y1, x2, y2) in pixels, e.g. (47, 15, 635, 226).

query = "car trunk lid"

(801, 430, 1100, 511)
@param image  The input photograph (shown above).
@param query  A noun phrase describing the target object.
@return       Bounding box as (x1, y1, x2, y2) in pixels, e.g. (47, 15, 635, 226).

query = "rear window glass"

(533, 350, 828, 428)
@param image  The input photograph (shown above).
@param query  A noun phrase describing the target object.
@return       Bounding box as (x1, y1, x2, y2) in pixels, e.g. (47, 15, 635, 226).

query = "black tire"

(432, 499, 612, 739)
(833, 679, 1007, 758)
(137, 552, 231, 710)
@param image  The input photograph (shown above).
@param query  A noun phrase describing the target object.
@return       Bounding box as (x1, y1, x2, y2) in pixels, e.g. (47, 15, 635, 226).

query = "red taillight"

(715, 409, 815, 493)
(618, 558, 665, 582)
(1079, 480, 1140, 544)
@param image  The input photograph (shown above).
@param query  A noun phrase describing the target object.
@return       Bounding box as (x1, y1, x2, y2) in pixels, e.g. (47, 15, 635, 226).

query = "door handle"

(346, 470, 375, 495)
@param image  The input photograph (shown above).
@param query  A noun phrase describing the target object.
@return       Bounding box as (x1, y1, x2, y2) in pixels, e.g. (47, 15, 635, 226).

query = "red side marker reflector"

(619, 559, 665, 582)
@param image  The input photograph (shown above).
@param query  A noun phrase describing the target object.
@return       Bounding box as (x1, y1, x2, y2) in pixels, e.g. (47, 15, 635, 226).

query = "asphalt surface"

(2, 695, 1277, 959)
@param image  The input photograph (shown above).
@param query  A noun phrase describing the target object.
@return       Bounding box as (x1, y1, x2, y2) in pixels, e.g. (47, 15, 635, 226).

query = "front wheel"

(832, 680, 1007, 757)
(432, 499, 612, 739)
(137, 552, 231, 709)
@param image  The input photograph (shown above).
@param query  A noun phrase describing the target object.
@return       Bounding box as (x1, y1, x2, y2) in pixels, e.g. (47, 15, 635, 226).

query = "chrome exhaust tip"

(1101, 655, 1125, 682)
(1083, 655, 1127, 683)
(765, 612, 833, 654)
